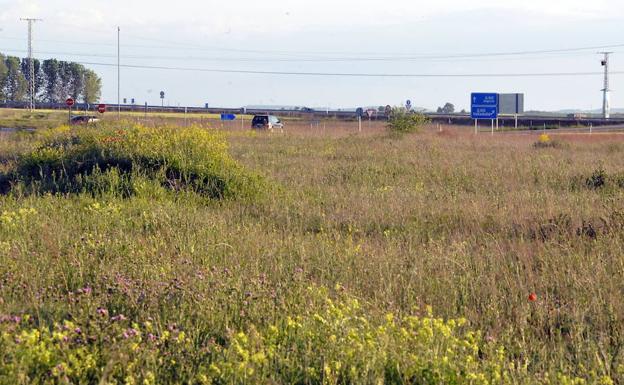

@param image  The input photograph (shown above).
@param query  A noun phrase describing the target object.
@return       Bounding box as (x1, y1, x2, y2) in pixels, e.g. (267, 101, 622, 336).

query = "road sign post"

(66, 97, 74, 124)
(406, 100, 412, 111)
(97, 104, 106, 114)
(356, 107, 364, 132)
(471, 93, 499, 134)
(366, 109, 374, 128)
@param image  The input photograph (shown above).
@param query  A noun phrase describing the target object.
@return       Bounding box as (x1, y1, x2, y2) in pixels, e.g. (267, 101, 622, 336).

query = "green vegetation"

(0, 54, 102, 104)
(386, 107, 429, 134)
(1, 125, 624, 383)
(2, 124, 263, 199)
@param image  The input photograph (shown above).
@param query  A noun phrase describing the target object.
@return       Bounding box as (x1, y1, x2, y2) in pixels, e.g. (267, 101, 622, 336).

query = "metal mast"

(21, 18, 42, 111)
(117, 26, 121, 120)
(599, 52, 612, 120)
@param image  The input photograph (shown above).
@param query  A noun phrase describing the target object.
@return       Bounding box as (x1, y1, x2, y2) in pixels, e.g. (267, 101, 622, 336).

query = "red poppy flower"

(528, 293, 537, 302)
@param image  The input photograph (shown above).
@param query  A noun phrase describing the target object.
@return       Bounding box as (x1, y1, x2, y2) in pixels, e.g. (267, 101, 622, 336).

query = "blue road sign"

(471, 93, 498, 119)
(220, 114, 236, 121)
(356, 107, 364, 117)
(406, 100, 412, 110)
(471, 106, 498, 119)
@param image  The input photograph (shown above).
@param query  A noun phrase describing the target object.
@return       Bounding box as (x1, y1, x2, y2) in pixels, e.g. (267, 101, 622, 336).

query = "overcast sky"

(0, 0, 622, 110)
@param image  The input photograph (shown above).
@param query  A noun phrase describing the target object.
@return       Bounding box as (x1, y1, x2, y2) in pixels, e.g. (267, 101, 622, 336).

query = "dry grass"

(2, 123, 624, 382)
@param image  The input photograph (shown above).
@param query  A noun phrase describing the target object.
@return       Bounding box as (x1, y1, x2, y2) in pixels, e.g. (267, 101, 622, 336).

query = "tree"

(68, 62, 85, 100)
(437, 102, 455, 114)
(42, 59, 60, 102)
(82, 69, 102, 104)
(0, 54, 8, 100)
(57, 61, 73, 100)
(21, 58, 43, 100)
(4, 56, 27, 101)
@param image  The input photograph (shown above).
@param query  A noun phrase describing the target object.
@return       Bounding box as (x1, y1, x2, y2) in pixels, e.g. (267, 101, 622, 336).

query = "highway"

(2, 101, 624, 128)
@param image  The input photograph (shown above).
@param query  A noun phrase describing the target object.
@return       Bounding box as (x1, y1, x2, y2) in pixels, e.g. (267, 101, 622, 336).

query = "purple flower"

(147, 333, 157, 342)
(74, 327, 82, 335)
(77, 286, 92, 295)
(96, 308, 109, 317)
(110, 314, 127, 322)
(123, 328, 138, 339)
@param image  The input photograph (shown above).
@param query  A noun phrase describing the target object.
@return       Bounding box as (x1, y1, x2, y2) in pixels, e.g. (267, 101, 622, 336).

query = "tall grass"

(1, 125, 624, 383)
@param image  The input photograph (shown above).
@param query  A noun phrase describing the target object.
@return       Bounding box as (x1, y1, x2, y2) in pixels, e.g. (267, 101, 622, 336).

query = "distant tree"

(460, 109, 467, 114)
(4, 56, 27, 101)
(378, 106, 385, 112)
(82, 69, 102, 104)
(57, 61, 73, 100)
(68, 62, 85, 100)
(20, 58, 43, 100)
(0, 54, 8, 100)
(436, 102, 455, 114)
(42, 59, 61, 102)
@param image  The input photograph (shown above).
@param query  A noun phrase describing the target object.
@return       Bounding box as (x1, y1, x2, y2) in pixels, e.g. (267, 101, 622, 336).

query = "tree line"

(0, 54, 102, 104)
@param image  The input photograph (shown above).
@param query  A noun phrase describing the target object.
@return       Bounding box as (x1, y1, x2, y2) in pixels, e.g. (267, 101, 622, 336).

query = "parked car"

(70, 115, 100, 125)
(251, 115, 283, 131)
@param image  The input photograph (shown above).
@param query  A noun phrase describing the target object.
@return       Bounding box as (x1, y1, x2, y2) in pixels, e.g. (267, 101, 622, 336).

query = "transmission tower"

(20, 18, 42, 111)
(599, 52, 612, 120)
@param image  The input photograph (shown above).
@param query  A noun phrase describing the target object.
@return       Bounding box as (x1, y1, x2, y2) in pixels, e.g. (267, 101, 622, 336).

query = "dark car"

(70, 115, 100, 125)
(251, 115, 284, 131)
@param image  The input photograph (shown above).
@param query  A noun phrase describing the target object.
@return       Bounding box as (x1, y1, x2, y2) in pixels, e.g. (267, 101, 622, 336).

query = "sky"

(0, 0, 623, 111)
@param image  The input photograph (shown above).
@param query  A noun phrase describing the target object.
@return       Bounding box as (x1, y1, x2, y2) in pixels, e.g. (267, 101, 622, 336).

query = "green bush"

(2, 125, 263, 199)
(386, 107, 428, 134)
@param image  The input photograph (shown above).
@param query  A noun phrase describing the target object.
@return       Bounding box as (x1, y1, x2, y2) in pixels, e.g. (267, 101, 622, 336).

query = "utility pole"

(21, 18, 42, 111)
(599, 52, 612, 120)
(117, 26, 121, 120)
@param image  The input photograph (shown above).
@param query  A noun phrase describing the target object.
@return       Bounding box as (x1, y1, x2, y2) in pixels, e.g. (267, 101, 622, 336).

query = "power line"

(0, 47, 607, 63)
(0, 34, 622, 60)
(75, 61, 624, 78)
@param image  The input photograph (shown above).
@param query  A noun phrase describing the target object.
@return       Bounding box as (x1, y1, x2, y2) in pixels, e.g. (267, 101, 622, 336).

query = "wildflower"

(52, 363, 65, 376)
(123, 328, 139, 339)
(538, 133, 550, 143)
(111, 314, 127, 322)
(147, 333, 157, 342)
(74, 327, 82, 335)
(77, 286, 92, 295)
(97, 307, 109, 317)
(528, 293, 538, 302)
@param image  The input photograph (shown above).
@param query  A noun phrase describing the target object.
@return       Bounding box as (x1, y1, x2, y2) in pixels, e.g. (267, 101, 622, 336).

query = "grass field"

(1, 121, 624, 384)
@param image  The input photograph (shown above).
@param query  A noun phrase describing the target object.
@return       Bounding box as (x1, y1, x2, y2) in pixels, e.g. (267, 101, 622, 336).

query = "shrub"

(386, 107, 428, 134)
(3, 125, 263, 199)
(533, 133, 561, 148)
(585, 167, 607, 189)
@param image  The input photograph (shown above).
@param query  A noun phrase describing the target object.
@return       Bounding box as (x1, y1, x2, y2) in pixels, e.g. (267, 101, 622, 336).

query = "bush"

(2, 125, 263, 199)
(386, 107, 428, 134)
(533, 133, 560, 149)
